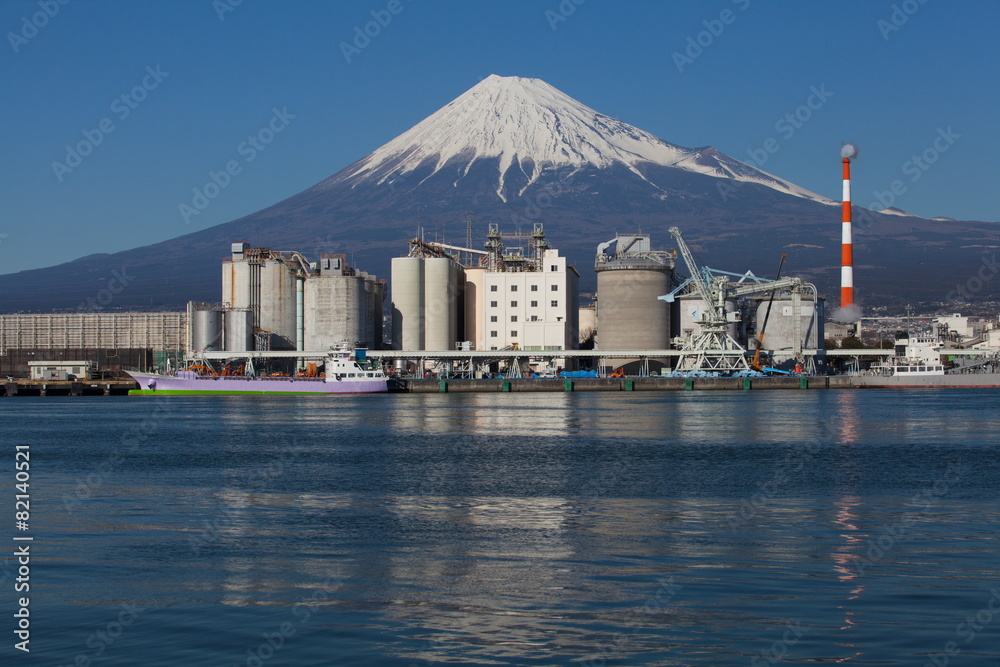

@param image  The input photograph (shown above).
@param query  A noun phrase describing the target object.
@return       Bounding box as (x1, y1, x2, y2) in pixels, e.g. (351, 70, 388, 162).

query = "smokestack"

(840, 143, 858, 310)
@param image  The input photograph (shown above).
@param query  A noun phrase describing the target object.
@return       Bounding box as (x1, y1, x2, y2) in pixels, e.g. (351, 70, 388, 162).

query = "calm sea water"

(3, 390, 1000, 666)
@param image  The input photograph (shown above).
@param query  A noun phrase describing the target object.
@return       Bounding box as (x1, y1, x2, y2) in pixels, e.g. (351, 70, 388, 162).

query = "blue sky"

(1, 0, 997, 273)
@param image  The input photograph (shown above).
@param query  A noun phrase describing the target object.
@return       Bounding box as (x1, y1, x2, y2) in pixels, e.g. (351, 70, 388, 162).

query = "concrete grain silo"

(304, 257, 385, 350)
(222, 244, 299, 350)
(423, 257, 458, 350)
(594, 235, 676, 370)
(391, 257, 425, 350)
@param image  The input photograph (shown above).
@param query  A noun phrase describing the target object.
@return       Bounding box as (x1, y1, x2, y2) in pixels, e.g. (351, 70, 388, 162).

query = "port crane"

(659, 227, 804, 373)
(751, 253, 787, 372)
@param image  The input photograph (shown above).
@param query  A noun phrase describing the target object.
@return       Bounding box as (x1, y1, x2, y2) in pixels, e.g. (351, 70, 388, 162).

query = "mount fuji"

(2, 74, 997, 312)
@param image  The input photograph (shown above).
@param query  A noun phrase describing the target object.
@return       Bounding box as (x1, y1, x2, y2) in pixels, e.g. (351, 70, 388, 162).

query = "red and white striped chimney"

(840, 143, 858, 310)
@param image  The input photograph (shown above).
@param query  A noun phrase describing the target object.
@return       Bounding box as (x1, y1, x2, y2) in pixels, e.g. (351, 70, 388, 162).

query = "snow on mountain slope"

(330, 74, 831, 204)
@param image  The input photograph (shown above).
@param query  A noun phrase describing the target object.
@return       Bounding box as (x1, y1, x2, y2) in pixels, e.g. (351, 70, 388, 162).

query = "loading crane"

(751, 254, 787, 372)
(659, 227, 804, 373)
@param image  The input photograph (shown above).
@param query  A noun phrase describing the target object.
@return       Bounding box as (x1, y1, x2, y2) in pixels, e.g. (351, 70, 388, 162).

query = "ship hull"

(126, 371, 388, 395)
(852, 373, 1000, 388)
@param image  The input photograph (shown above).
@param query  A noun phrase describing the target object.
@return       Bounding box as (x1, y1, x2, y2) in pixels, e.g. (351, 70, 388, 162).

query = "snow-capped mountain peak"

(331, 74, 829, 204)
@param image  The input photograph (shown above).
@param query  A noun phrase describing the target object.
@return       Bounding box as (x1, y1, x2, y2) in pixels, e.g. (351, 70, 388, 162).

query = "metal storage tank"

(423, 257, 457, 350)
(754, 294, 824, 359)
(191, 305, 223, 351)
(224, 308, 254, 352)
(258, 259, 297, 349)
(676, 295, 744, 343)
(391, 257, 425, 350)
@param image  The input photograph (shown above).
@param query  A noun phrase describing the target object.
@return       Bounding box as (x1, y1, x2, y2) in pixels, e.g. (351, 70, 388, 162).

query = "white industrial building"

(391, 224, 579, 355)
(475, 248, 578, 351)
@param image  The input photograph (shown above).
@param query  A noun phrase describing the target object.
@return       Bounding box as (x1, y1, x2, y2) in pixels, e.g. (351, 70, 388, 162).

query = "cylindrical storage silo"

(463, 267, 485, 350)
(192, 307, 223, 351)
(596, 266, 672, 351)
(391, 257, 425, 350)
(423, 257, 456, 351)
(754, 295, 823, 359)
(224, 308, 254, 352)
(258, 259, 297, 349)
(677, 295, 742, 341)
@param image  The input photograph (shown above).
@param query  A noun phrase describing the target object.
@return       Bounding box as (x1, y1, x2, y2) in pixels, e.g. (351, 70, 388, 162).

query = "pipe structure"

(296, 278, 304, 352)
(841, 158, 854, 309)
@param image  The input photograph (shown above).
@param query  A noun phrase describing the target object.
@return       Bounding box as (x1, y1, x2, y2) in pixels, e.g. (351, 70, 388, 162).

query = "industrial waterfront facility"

(3, 216, 999, 385)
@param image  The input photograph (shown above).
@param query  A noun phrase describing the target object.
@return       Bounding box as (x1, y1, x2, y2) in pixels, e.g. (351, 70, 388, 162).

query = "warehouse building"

(0, 311, 187, 377)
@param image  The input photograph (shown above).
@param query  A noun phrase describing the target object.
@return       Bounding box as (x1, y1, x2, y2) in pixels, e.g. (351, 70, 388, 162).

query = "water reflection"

(24, 392, 1000, 666)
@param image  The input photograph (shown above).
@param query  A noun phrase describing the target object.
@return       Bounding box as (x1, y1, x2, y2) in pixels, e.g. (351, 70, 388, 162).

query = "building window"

(510, 301, 517, 307)
(551, 300, 558, 307)
(490, 331, 498, 338)
(511, 285, 518, 292)
(511, 315, 518, 322)
(551, 284, 559, 291)
(530, 300, 538, 307)
(490, 285, 498, 292)
(490, 301, 497, 308)
(490, 315, 497, 322)
(551, 265, 557, 272)
(531, 315, 539, 321)
(530, 284, 538, 292)
(510, 330, 518, 337)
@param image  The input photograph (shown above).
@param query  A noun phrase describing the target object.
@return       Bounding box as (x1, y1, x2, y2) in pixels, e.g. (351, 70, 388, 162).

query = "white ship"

(851, 336, 1000, 388)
